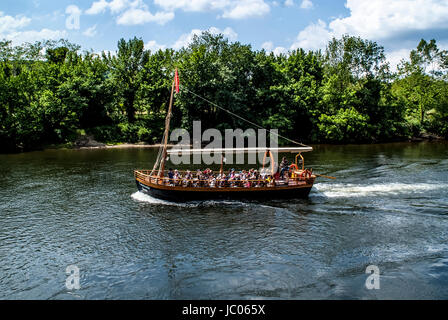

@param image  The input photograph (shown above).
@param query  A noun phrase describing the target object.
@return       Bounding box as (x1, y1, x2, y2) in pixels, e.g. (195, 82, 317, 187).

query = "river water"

(0, 142, 447, 299)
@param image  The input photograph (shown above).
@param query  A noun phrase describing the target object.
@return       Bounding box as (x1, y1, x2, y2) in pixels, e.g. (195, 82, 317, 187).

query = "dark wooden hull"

(136, 180, 313, 202)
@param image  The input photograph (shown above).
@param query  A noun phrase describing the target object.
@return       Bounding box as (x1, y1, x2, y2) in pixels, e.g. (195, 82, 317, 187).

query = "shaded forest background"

(1, 32, 447, 152)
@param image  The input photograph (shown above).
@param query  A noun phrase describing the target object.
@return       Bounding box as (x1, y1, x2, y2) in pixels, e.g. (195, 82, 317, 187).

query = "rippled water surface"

(0, 142, 447, 299)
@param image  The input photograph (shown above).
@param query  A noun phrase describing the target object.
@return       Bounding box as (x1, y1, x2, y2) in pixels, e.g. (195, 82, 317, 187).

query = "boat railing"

(138, 169, 306, 175)
(135, 169, 310, 176)
(135, 170, 311, 187)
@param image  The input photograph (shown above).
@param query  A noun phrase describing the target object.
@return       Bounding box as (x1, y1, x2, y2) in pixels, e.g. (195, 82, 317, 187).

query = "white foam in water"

(131, 191, 182, 206)
(314, 182, 448, 198)
(131, 191, 248, 208)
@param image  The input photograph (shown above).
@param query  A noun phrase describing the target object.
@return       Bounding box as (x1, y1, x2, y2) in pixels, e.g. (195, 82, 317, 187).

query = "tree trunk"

(125, 93, 136, 123)
(420, 103, 425, 126)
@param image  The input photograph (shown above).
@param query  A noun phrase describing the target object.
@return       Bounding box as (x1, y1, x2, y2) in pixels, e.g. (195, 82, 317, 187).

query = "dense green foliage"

(1, 34, 447, 152)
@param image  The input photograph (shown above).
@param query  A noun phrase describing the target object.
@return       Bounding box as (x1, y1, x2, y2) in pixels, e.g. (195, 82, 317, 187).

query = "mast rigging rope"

(181, 86, 308, 147)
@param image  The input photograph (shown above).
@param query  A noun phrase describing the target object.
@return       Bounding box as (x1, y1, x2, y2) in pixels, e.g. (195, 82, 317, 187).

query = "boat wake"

(131, 191, 185, 206)
(314, 182, 448, 198)
(131, 191, 249, 208)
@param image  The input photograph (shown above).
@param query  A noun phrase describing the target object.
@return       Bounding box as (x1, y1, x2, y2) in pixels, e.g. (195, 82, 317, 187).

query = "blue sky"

(1, 0, 448, 68)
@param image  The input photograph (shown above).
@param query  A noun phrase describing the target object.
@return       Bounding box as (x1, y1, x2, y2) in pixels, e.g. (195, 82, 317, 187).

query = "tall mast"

(158, 72, 176, 178)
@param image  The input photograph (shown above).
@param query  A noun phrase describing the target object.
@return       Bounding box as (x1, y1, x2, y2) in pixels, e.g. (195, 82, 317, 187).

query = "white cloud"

(83, 25, 98, 37)
(262, 41, 274, 51)
(300, 0, 313, 9)
(146, 27, 238, 51)
(290, 19, 332, 51)
(2, 29, 68, 45)
(145, 40, 166, 52)
(0, 12, 66, 45)
(262, 41, 287, 56)
(385, 41, 448, 72)
(86, 0, 174, 25)
(86, 0, 109, 15)
(292, 0, 448, 52)
(86, 0, 131, 15)
(329, 0, 448, 40)
(386, 48, 411, 72)
(209, 27, 238, 41)
(290, 0, 448, 56)
(154, 0, 270, 19)
(285, 0, 294, 7)
(273, 46, 287, 56)
(172, 29, 202, 50)
(109, 0, 130, 14)
(153, 0, 219, 12)
(117, 8, 174, 25)
(0, 12, 31, 34)
(221, 0, 270, 19)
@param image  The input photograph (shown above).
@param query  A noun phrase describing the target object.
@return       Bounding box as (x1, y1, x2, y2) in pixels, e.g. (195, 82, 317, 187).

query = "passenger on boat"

(284, 171, 290, 185)
(207, 169, 214, 186)
(216, 173, 222, 187)
(204, 168, 212, 177)
(193, 169, 201, 187)
(173, 169, 181, 186)
(256, 170, 262, 187)
(274, 168, 280, 182)
(168, 168, 174, 186)
(183, 170, 192, 187)
(228, 169, 236, 187)
(266, 175, 273, 187)
(163, 166, 298, 189)
(250, 169, 259, 187)
(280, 157, 289, 178)
(209, 176, 216, 188)
(233, 173, 240, 187)
(222, 173, 228, 187)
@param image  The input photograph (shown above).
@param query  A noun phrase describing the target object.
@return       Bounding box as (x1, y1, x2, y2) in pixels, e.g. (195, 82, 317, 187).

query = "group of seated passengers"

(166, 165, 291, 188)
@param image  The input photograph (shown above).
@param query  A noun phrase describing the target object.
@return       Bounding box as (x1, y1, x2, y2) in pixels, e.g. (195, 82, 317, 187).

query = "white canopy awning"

(167, 147, 313, 154)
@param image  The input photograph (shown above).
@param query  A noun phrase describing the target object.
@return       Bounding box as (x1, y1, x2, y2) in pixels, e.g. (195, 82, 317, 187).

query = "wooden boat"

(134, 69, 323, 202)
(135, 174, 314, 202)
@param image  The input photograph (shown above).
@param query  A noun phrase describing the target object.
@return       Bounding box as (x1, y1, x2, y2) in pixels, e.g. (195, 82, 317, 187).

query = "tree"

(395, 39, 448, 129)
(325, 35, 390, 82)
(271, 49, 324, 141)
(318, 107, 370, 143)
(109, 37, 149, 123)
(176, 32, 257, 131)
(136, 48, 176, 138)
(46, 47, 69, 64)
(1, 33, 448, 153)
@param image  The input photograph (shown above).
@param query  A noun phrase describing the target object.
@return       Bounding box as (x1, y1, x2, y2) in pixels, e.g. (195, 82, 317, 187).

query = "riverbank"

(43, 142, 169, 151)
(77, 143, 169, 150)
(2, 132, 445, 154)
(47, 135, 171, 151)
(68, 132, 446, 150)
